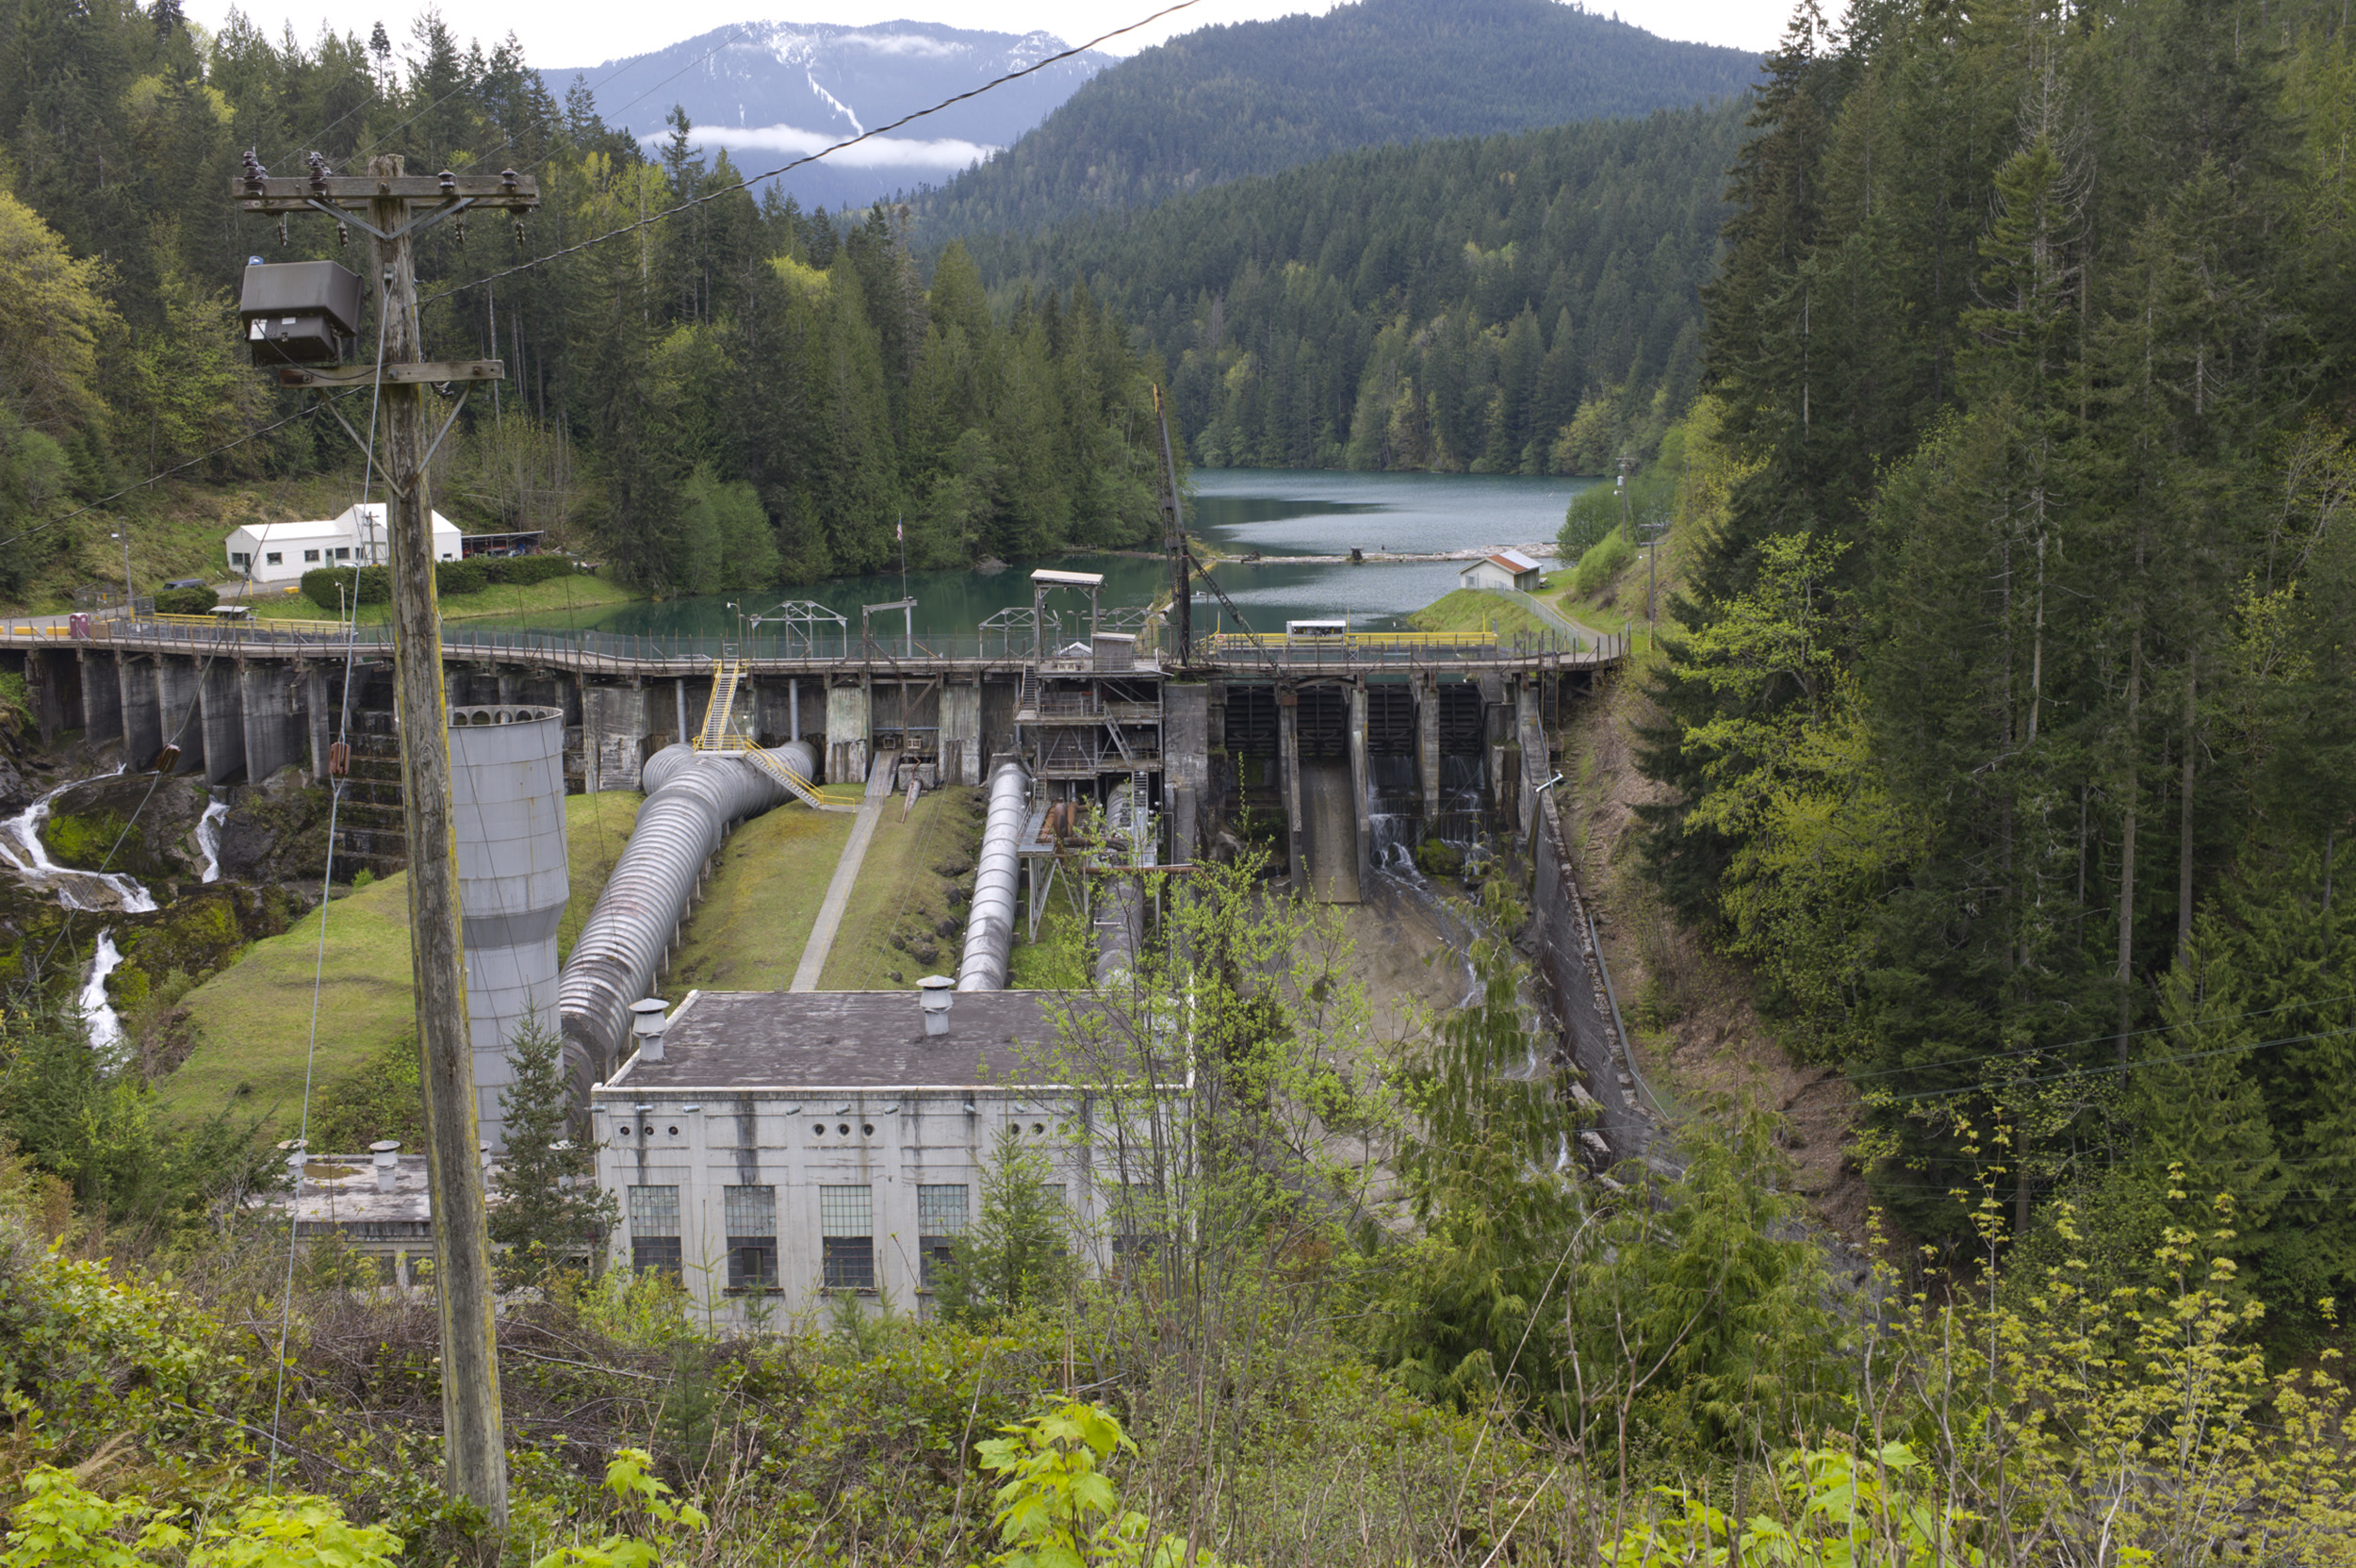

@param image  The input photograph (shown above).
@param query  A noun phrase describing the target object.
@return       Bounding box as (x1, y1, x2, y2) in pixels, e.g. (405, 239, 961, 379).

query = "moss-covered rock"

(217, 766, 332, 885)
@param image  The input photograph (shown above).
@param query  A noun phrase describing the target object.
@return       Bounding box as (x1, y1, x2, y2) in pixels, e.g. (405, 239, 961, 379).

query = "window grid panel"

(629, 1185, 680, 1235)
(631, 1236, 682, 1277)
(724, 1185, 777, 1235)
(917, 1184, 969, 1236)
(819, 1185, 872, 1238)
(823, 1235, 875, 1290)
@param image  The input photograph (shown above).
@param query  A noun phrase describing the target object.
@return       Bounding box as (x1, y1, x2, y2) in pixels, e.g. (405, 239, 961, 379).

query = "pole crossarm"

(234, 172, 541, 208)
(277, 360, 503, 388)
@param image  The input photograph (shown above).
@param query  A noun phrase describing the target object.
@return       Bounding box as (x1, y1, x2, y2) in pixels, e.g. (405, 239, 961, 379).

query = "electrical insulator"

(513, 219, 525, 249)
(153, 743, 181, 775)
(336, 221, 349, 249)
(453, 216, 466, 246)
(277, 217, 289, 247)
(328, 740, 351, 777)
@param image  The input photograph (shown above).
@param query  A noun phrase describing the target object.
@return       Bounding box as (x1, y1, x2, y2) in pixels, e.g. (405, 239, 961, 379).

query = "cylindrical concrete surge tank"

(448, 704, 569, 1151)
(557, 740, 820, 1094)
(957, 760, 1030, 991)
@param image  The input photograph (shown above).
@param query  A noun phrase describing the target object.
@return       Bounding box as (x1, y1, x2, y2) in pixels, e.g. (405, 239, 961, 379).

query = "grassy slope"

(162, 792, 645, 1129)
(667, 805, 856, 992)
(1408, 588, 1557, 639)
(818, 786, 985, 990)
(248, 570, 639, 625)
(3, 475, 361, 615)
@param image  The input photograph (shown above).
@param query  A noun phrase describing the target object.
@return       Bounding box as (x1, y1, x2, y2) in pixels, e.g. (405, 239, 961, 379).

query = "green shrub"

(1574, 529, 1635, 597)
(434, 558, 487, 596)
(1560, 483, 1623, 557)
(152, 585, 216, 614)
(482, 551, 575, 585)
(300, 565, 388, 610)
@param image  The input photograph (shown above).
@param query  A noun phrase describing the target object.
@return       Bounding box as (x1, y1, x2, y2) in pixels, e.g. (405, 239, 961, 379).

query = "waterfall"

(0, 770, 158, 912)
(197, 792, 229, 884)
(79, 930, 125, 1062)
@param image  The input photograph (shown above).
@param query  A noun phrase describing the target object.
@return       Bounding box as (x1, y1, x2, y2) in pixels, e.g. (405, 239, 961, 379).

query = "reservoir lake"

(483, 467, 1595, 641)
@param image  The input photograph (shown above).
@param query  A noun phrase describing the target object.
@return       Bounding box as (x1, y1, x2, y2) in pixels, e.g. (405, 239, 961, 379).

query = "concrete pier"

(77, 651, 121, 746)
(1278, 686, 1302, 894)
(1163, 682, 1209, 862)
(239, 664, 303, 782)
(1416, 674, 1441, 822)
(120, 656, 162, 766)
(198, 660, 246, 784)
(826, 678, 870, 786)
(940, 677, 981, 784)
(1348, 681, 1371, 894)
(582, 683, 653, 792)
(154, 659, 205, 774)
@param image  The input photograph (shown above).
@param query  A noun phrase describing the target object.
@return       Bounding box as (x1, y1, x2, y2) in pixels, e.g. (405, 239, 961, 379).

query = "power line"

(0, 390, 364, 560)
(419, 0, 1208, 306)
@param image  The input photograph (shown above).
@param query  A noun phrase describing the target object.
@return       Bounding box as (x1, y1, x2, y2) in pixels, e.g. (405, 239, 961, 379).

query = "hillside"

(551, 21, 1112, 212)
(964, 99, 1746, 474)
(915, 0, 1758, 234)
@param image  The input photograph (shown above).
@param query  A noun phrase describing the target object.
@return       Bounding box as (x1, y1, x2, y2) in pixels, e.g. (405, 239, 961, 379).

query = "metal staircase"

(690, 653, 854, 813)
(694, 656, 744, 751)
(741, 742, 852, 813)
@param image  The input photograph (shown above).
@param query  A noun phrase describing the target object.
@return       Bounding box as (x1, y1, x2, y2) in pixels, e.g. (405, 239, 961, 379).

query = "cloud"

(646, 122, 999, 170)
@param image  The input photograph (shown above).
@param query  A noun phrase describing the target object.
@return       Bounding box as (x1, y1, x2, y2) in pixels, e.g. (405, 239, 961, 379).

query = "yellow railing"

(148, 612, 360, 636)
(1198, 629, 1500, 654)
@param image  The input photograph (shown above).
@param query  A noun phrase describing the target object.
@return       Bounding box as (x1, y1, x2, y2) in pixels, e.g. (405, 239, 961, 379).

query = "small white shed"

(1458, 548, 1544, 593)
(227, 503, 462, 584)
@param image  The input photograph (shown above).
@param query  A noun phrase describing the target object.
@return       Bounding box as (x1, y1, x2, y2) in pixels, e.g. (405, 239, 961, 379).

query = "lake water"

(480, 467, 1592, 640)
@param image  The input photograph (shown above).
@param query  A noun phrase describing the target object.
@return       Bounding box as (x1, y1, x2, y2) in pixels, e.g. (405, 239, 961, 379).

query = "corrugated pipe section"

(957, 760, 1030, 991)
(1094, 878, 1144, 986)
(558, 740, 819, 1078)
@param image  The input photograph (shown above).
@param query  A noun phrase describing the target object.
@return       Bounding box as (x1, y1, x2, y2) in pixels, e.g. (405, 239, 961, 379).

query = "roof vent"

(630, 997, 669, 1063)
(918, 974, 956, 1036)
(370, 1138, 401, 1194)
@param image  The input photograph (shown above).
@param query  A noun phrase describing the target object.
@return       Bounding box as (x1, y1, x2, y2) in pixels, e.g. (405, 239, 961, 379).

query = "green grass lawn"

(162, 792, 646, 1130)
(819, 786, 985, 990)
(1409, 588, 1556, 639)
(249, 570, 640, 625)
(667, 804, 856, 992)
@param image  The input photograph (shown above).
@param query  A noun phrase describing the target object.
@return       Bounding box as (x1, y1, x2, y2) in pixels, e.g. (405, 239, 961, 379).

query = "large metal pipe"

(1094, 877, 1144, 987)
(557, 740, 819, 1086)
(957, 760, 1029, 991)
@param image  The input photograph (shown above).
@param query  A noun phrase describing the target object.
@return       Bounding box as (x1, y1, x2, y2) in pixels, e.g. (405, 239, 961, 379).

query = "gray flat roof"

(604, 989, 1091, 1092)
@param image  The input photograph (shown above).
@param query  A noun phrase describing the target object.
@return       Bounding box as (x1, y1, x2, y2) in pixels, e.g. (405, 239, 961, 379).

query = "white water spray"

(197, 792, 229, 883)
(0, 769, 157, 912)
(79, 930, 124, 1061)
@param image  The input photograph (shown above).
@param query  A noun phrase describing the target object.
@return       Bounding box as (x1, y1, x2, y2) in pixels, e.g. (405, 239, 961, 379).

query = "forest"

(965, 100, 1747, 475)
(1631, 0, 2356, 1346)
(911, 0, 1755, 234)
(0, 0, 1171, 603)
(3, 0, 2356, 1560)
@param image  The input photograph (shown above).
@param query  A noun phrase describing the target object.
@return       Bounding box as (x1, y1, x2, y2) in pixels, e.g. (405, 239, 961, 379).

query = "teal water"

(475, 467, 1594, 640)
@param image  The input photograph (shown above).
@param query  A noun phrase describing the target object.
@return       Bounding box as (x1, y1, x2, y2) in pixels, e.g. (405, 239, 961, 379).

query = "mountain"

(549, 21, 1114, 212)
(915, 0, 1758, 235)
(963, 98, 1747, 475)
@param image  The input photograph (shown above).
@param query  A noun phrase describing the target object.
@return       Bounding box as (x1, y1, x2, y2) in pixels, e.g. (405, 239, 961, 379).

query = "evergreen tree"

(489, 1012, 616, 1284)
(932, 1125, 1072, 1325)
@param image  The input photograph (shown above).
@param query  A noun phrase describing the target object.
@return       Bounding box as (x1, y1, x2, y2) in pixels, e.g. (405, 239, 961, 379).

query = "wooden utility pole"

(368, 153, 506, 1524)
(237, 152, 537, 1527)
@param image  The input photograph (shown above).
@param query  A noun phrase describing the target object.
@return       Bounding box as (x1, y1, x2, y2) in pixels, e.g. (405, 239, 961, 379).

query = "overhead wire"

(267, 283, 393, 1497)
(417, 0, 1210, 307)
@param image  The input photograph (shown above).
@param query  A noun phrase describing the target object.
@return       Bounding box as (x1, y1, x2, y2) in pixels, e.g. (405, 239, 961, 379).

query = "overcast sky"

(183, 0, 1784, 79)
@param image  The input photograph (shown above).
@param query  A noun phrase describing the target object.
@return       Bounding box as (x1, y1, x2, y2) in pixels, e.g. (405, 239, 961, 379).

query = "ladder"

(694, 657, 744, 751)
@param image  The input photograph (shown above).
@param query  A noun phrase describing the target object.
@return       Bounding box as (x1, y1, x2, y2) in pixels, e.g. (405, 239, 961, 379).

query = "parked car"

(164, 577, 206, 590)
